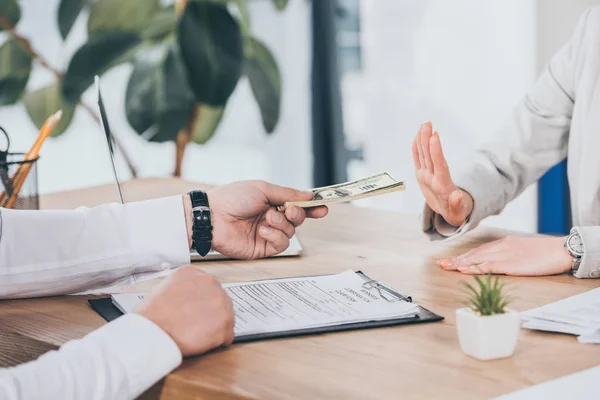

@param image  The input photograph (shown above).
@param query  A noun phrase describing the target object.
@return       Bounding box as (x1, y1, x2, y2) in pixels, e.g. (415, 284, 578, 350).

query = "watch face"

(568, 233, 584, 256)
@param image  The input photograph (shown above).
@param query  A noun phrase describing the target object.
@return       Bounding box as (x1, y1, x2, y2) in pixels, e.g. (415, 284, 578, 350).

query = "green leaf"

(62, 31, 141, 103)
(191, 104, 225, 144)
(125, 46, 161, 136)
(462, 273, 511, 315)
(0, 0, 21, 31)
(125, 43, 195, 143)
(154, 42, 195, 142)
(58, 0, 90, 39)
(0, 38, 32, 105)
(177, 1, 243, 106)
(462, 282, 479, 299)
(244, 37, 280, 133)
(272, 0, 289, 11)
(88, 0, 160, 36)
(141, 5, 177, 41)
(23, 83, 76, 136)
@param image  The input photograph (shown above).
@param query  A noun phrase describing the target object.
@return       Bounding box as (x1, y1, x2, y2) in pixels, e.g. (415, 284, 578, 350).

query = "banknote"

(278, 172, 405, 211)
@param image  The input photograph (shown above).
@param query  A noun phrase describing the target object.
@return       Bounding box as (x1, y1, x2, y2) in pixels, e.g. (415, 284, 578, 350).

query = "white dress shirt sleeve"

(0, 197, 190, 399)
(0, 313, 182, 400)
(0, 195, 191, 299)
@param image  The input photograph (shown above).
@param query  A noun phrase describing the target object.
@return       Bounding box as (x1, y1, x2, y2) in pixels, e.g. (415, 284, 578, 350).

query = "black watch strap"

(188, 190, 212, 256)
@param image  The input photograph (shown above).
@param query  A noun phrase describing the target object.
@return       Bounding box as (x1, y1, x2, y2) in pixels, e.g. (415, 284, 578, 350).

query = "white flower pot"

(456, 308, 521, 361)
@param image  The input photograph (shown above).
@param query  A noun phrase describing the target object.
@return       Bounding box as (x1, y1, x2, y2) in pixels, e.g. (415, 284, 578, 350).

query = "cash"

(278, 172, 405, 211)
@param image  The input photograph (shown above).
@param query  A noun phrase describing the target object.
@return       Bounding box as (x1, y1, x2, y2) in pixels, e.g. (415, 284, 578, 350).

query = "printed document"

(522, 287, 600, 343)
(112, 270, 419, 337)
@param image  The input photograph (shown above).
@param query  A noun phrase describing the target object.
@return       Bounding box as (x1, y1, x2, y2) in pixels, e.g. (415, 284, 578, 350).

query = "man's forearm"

(0, 196, 191, 299)
(0, 314, 182, 400)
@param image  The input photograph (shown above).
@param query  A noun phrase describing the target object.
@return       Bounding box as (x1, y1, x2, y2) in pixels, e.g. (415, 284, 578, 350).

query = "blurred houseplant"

(0, 0, 285, 176)
(456, 274, 520, 361)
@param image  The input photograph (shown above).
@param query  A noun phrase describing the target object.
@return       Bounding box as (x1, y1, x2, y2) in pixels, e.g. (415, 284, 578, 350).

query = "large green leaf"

(88, 0, 160, 36)
(272, 0, 289, 11)
(141, 5, 177, 41)
(0, 0, 21, 31)
(125, 47, 162, 136)
(57, 0, 89, 39)
(0, 38, 32, 105)
(126, 43, 195, 143)
(177, 1, 243, 106)
(23, 83, 76, 137)
(156, 43, 195, 118)
(62, 31, 141, 104)
(244, 37, 280, 133)
(191, 104, 225, 144)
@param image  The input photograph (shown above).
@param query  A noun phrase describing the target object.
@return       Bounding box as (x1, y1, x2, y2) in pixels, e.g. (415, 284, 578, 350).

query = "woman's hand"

(412, 121, 474, 227)
(437, 236, 572, 276)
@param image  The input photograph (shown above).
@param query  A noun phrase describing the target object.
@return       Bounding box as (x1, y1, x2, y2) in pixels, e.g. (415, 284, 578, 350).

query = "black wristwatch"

(188, 190, 213, 256)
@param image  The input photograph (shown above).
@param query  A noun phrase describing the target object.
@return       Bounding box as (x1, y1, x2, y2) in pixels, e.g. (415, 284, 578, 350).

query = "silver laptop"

(94, 76, 302, 261)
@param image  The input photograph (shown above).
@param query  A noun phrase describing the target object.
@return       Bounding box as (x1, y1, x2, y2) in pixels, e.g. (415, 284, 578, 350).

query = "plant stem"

(174, 106, 199, 177)
(0, 15, 138, 178)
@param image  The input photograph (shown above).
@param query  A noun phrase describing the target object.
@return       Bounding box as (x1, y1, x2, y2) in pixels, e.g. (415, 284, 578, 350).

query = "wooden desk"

(1, 178, 599, 399)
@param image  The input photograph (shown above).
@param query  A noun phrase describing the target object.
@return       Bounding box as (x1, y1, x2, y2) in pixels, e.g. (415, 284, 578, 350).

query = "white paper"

(578, 334, 600, 344)
(521, 288, 600, 341)
(493, 365, 600, 400)
(112, 270, 418, 337)
(191, 236, 303, 261)
(78, 237, 303, 295)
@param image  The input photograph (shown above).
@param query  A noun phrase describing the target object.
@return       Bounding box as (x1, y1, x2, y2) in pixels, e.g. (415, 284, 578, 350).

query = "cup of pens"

(0, 110, 62, 210)
(0, 151, 40, 210)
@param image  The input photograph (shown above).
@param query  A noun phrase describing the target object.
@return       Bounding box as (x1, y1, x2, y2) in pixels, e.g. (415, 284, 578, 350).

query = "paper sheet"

(77, 236, 303, 295)
(521, 287, 600, 342)
(493, 365, 600, 400)
(191, 235, 303, 261)
(112, 270, 418, 337)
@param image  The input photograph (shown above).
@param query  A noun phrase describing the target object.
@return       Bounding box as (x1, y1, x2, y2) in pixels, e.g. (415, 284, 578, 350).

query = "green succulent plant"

(0, 0, 287, 176)
(463, 274, 510, 316)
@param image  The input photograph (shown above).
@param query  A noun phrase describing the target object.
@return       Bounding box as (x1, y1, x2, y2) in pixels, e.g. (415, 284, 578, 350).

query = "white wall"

(536, 0, 600, 73)
(0, 0, 313, 194)
(343, 0, 599, 233)
(344, 0, 537, 232)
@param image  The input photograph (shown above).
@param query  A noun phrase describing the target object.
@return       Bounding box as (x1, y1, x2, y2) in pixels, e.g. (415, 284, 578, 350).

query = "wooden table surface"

(2, 178, 599, 400)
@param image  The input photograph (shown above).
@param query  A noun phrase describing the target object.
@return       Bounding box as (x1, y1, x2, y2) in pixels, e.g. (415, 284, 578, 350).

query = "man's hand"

(412, 121, 474, 227)
(135, 266, 234, 357)
(437, 236, 572, 276)
(185, 181, 328, 259)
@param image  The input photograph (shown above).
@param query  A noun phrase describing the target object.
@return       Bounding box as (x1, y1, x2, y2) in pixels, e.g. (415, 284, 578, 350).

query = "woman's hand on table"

(437, 236, 573, 276)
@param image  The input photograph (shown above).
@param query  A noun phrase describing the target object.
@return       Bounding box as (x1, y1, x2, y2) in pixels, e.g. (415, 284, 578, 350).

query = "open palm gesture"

(412, 122, 473, 227)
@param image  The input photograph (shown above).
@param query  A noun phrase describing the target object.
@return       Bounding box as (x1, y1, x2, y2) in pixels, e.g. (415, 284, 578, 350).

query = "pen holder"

(0, 153, 39, 210)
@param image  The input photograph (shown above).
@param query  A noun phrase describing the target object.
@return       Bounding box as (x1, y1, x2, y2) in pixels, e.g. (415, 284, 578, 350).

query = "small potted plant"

(456, 274, 520, 361)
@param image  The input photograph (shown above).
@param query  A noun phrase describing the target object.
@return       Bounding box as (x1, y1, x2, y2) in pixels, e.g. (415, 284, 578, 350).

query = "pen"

(1, 110, 62, 209)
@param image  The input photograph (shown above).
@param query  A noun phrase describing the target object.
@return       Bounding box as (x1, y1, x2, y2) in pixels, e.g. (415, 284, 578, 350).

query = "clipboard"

(88, 271, 443, 343)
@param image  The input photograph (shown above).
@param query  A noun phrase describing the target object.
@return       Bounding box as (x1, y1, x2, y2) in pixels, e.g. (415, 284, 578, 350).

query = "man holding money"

(280, 172, 405, 211)
(0, 180, 327, 399)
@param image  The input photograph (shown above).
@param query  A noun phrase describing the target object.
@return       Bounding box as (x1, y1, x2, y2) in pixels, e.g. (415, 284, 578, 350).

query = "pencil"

(1, 110, 62, 208)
